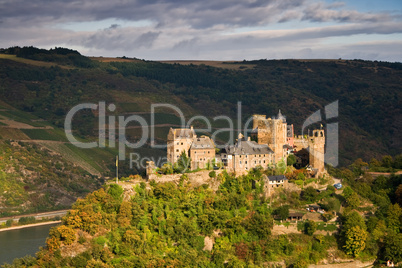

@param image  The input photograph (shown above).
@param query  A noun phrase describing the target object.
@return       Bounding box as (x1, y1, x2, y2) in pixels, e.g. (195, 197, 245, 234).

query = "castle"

(166, 111, 326, 176)
(167, 127, 216, 170)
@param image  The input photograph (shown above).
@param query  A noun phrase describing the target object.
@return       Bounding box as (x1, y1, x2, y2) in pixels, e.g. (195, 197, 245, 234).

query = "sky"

(1, 0, 401, 61)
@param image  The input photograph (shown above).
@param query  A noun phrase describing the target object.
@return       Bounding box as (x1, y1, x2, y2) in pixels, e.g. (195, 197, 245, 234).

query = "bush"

(6, 219, 13, 227)
(107, 184, 124, 202)
(18, 216, 36, 225)
(209, 171, 216, 178)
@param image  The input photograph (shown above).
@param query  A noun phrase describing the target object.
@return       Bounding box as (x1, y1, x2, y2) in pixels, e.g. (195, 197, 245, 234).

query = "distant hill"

(0, 46, 401, 172)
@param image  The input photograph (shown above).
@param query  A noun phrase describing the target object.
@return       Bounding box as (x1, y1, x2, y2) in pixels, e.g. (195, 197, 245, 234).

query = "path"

(0, 221, 61, 232)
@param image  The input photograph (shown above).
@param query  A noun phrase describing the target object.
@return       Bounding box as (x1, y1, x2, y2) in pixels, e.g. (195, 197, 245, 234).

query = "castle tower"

(167, 126, 196, 164)
(309, 129, 325, 176)
(251, 111, 287, 164)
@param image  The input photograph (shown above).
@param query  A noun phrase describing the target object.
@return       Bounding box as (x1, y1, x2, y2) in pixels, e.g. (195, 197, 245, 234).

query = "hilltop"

(0, 46, 401, 215)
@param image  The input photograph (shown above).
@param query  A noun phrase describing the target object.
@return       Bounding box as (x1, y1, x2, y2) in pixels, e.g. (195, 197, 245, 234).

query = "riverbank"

(0, 220, 61, 232)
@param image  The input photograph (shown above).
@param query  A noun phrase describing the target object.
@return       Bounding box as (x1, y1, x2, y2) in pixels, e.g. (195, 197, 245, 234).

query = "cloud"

(0, 0, 401, 61)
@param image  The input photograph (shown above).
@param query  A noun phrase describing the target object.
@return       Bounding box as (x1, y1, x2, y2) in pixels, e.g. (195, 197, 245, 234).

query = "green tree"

(304, 220, 317, 236)
(369, 158, 381, 169)
(175, 151, 191, 173)
(343, 186, 354, 198)
(160, 163, 173, 174)
(346, 192, 361, 209)
(381, 155, 393, 168)
(395, 184, 402, 207)
(343, 211, 366, 231)
(274, 205, 289, 221)
(393, 154, 402, 169)
(6, 219, 13, 227)
(302, 186, 318, 202)
(344, 225, 368, 257)
(350, 158, 368, 176)
(387, 203, 402, 233)
(383, 233, 402, 262)
(287, 154, 296, 166)
(107, 184, 124, 202)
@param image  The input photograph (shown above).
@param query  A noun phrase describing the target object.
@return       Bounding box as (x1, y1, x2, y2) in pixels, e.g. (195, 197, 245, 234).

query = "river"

(0, 223, 59, 265)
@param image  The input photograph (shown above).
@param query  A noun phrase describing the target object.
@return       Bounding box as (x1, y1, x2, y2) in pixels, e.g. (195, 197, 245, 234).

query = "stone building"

(293, 129, 325, 176)
(251, 111, 288, 164)
(221, 134, 274, 174)
(167, 127, 215, 169)
(251, 111, 326, 177)
(167, 109, 326, 176)
(263, 174, 289, 197)
(189, 136, 216, 170)
(167, 127, 196, 165)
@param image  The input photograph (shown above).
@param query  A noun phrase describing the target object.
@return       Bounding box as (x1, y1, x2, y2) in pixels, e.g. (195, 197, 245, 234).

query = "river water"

(0, 223, 59, 265)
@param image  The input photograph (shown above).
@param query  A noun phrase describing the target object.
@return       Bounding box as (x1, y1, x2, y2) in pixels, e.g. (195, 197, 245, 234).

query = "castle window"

(181, 142, 183, 145)
(240, 161, 242, 164)
(245, 161, 247, 164)
(177, 142, 179, 145)
(208, 151, 210, 154)
(176, 149, 179, 152)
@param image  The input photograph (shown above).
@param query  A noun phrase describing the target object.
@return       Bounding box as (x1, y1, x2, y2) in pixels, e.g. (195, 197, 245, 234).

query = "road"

(0, 209, 69, 224)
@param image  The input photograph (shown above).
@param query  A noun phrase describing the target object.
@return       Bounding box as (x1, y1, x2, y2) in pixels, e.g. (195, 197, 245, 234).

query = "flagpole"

(116, 155, 118, 184)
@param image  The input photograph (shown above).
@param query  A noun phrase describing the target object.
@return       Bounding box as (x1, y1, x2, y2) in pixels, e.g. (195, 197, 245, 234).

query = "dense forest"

(3, 161, 401, 267)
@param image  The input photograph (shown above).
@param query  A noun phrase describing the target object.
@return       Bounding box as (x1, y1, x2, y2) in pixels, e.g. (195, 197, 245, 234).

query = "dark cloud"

(0, 0, 401, 61)
(1, 0, 396, 29)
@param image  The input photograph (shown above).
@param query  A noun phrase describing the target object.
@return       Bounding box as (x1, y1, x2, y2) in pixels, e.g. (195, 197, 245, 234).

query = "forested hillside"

(3, 165, 401, 267)
(1, 46, 401, 169)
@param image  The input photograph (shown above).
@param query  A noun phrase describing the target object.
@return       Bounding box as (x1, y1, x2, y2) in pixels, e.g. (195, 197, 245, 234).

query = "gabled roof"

(267, 175, 288, 181)
(221, 138, 273, 155)
(190, 136, 215, 149)
(169, 127, 196, 139)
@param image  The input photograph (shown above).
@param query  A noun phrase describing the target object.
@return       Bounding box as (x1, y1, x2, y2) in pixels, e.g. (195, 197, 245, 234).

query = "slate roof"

(173, 128, 195, 139)
(190, 136, 215, 149)
(222, 138, 273, 155)
(267, 175, 288, 181)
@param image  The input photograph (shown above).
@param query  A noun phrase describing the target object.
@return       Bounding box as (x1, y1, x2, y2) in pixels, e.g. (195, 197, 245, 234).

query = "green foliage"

(346, 192, 361, 209)
(107, 184, 124, 202)
(209, 170, 216, 178)
(287, 154, 297, 166)
(301, 186, 318, 202)
(18, 216, 36, 225)
(303, 220, 317, 236)
(160, 163, 173, 174)
(174, 151, 191, 173)
(273, 205, 290, 221)
(344, 226, 368, 257)
(386, 203, 402, 233)
(382, 233, 402, 263)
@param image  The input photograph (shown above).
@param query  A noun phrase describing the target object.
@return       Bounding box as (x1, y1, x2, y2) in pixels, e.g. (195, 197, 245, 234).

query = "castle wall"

(189, 148, 215, 170)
